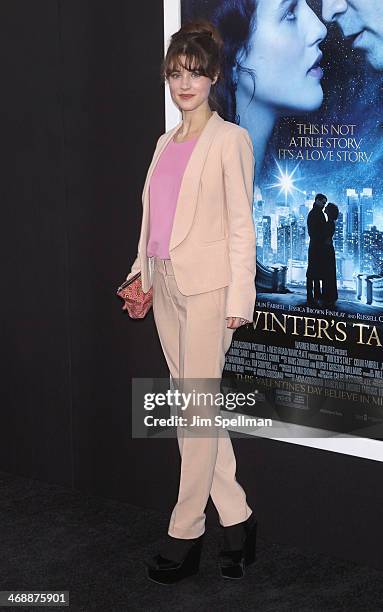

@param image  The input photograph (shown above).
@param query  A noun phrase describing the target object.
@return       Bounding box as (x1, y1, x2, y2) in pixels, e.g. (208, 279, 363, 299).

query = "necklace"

(173, 129, 200, 144)
(173, 111, 213, 143)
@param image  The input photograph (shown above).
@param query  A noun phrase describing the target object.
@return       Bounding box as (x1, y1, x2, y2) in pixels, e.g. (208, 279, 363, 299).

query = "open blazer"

(126, 110, 256, 322)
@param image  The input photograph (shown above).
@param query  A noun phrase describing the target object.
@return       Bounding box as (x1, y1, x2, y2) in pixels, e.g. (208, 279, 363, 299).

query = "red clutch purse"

(116, 272, 153, 319)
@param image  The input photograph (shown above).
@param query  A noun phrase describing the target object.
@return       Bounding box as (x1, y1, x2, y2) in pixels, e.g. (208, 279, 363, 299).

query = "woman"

(212, 0, 327, 181)
(124, 20, 257, 583)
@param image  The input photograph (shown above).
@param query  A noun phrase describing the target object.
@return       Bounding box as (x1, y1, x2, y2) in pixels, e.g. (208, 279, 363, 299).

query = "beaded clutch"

(116, 272, 153, 319)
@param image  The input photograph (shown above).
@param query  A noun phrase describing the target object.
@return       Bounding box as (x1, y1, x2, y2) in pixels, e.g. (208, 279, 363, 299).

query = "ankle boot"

(145, 534, 204, 585)
(218, 514, 257, 579)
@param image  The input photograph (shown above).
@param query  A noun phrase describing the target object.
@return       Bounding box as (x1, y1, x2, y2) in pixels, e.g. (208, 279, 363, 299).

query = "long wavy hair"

(211, 0, 257, 123)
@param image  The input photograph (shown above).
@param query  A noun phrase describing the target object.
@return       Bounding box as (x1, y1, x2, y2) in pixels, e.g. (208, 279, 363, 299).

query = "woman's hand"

(225, 316, 251, 329)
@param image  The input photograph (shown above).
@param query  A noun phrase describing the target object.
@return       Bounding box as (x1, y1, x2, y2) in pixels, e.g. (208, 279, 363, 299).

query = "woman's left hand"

(226, 316, 251, 329)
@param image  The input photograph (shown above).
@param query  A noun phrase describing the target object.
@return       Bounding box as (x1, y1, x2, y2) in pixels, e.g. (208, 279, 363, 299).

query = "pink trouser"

(151, 256, 253, 539)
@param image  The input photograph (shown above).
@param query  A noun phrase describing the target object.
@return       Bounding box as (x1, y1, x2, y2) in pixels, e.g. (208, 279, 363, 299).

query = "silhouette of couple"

(306, 193, 339, 308)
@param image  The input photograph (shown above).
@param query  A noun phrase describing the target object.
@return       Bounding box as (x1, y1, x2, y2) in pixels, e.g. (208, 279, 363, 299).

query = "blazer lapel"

(139, 110, 224, 254)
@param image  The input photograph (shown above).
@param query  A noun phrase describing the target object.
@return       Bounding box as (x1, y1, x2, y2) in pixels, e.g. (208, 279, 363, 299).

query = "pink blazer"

(126, 110, 256, 321)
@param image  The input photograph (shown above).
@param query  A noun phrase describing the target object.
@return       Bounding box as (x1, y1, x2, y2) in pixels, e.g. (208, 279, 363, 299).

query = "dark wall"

(0, 0, 173, 499)
(1, 0, 382, 571)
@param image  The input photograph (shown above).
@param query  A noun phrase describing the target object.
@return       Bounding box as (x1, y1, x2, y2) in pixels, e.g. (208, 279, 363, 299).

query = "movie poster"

(181, 0, 383, 438)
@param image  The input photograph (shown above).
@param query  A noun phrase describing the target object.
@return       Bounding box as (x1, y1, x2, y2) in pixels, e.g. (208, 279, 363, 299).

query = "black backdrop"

(1, 0, 382, 570)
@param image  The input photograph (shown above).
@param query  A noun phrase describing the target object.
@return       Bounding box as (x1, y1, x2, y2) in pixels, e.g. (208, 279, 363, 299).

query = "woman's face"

(167, 55, 217, 113)
(239, 0, 327, 113)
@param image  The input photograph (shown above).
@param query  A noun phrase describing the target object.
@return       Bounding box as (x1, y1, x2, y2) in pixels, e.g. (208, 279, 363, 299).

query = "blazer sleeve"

(222, 127, 256, 322)
(125, 134, 165, 282)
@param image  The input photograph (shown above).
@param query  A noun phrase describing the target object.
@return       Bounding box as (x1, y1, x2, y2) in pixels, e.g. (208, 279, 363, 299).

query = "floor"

(1, 471, 382, 612)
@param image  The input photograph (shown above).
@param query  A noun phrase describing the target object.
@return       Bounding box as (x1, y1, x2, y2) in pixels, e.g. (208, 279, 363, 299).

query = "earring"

(233, 64, 239, 90)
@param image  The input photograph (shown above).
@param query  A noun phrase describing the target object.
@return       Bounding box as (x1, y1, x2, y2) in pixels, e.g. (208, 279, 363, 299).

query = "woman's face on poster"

(239, 0, 327, 114)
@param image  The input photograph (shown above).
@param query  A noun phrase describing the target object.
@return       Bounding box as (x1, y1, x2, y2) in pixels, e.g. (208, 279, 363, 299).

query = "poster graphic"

(181, 0, 383, 439)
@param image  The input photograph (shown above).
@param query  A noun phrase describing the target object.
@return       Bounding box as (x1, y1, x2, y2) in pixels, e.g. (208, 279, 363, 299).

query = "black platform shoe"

(218, 515, 257, 579)
(145, 534, 204, 585)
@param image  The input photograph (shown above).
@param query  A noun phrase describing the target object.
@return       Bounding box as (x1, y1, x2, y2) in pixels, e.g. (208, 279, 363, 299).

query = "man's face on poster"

(314, 197, 327, 209)
(322, 0, 383, 70)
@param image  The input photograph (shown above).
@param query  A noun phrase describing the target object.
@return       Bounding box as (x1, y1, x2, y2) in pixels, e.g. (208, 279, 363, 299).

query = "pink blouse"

(146, 136, 198, 259)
